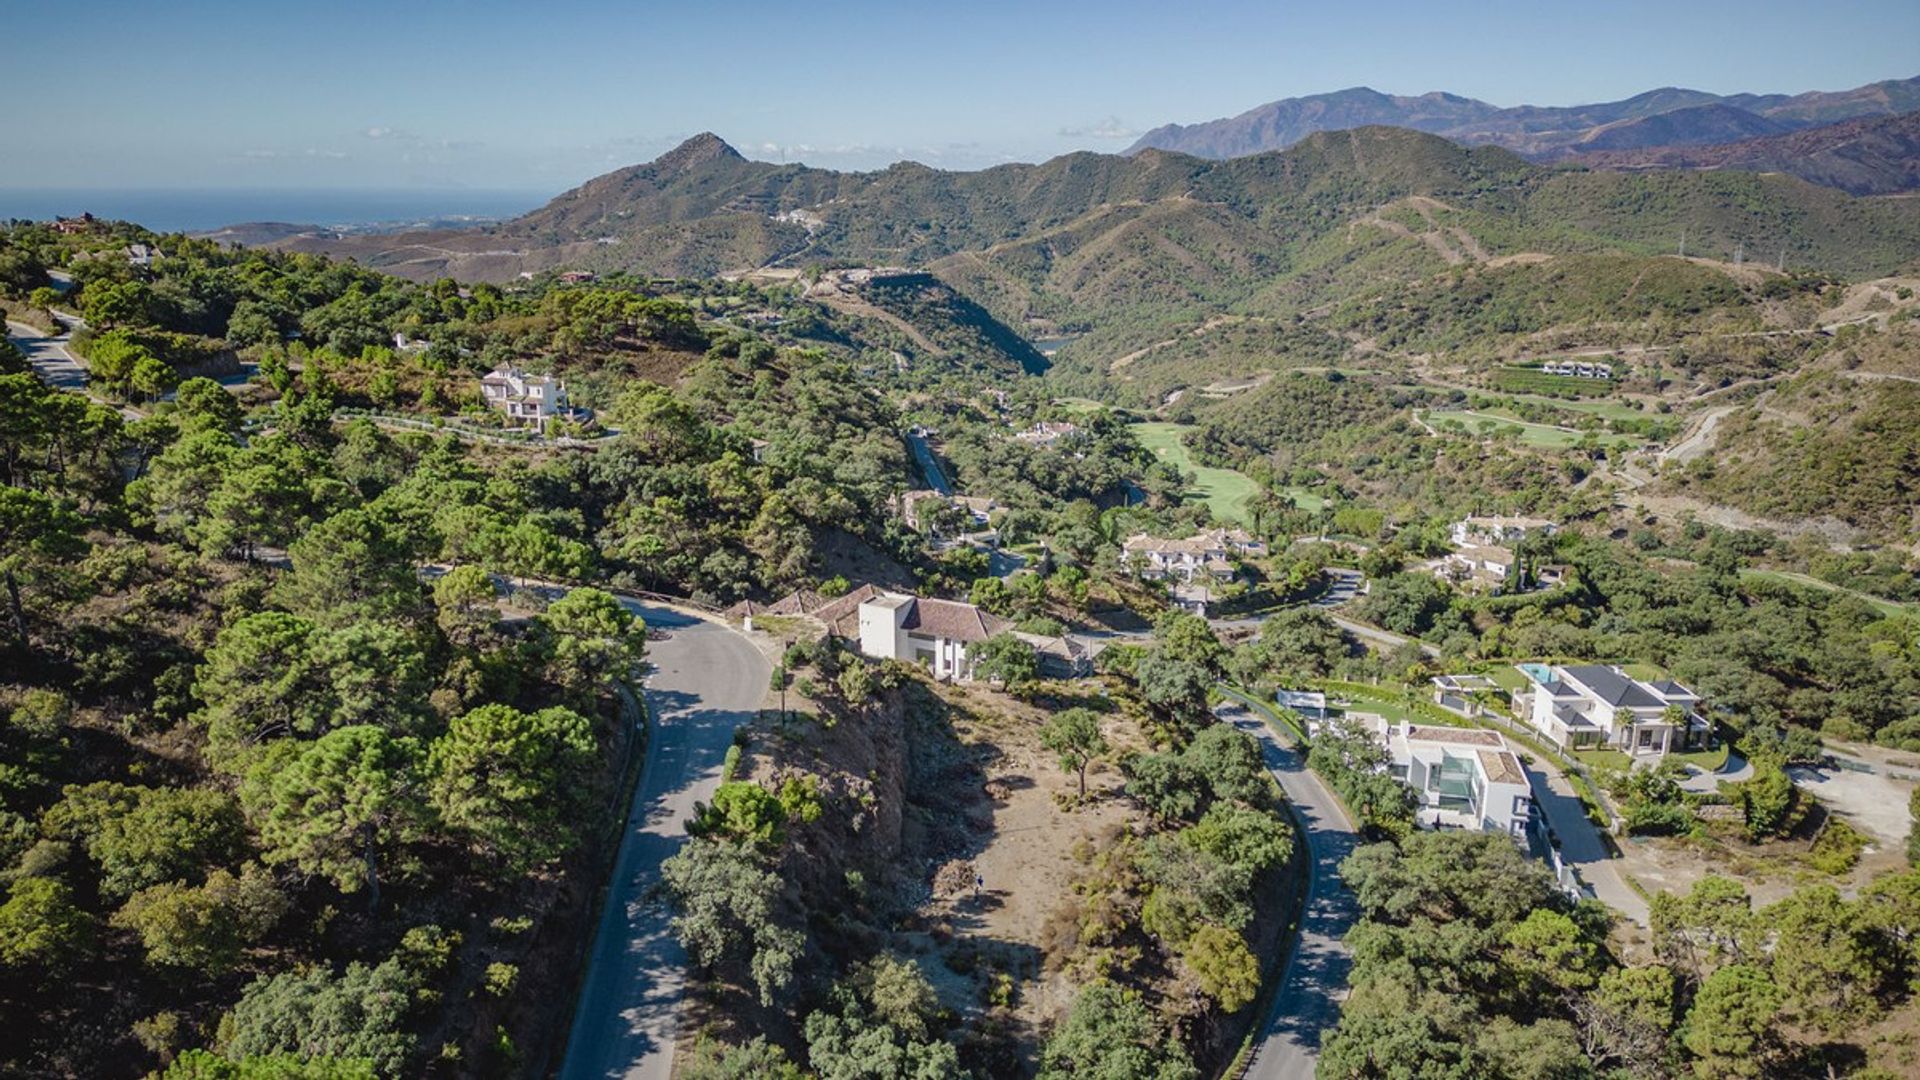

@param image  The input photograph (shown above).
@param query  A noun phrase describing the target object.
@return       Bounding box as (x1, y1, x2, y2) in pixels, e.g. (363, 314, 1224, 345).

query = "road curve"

(1219, 701, 1361, 1080)
(559, 602, 771, 1080)
(6, 319, 87, 391)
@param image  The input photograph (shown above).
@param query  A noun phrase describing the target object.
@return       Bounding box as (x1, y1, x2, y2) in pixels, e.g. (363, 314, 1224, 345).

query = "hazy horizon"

(6, 0, 1917, 191)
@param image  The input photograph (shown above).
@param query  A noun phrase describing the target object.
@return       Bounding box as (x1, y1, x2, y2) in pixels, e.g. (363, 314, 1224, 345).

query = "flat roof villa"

(1378, 721, 1536, 839)
(1275, 689, 1329, 721)
(1516, 662, 1709, 758)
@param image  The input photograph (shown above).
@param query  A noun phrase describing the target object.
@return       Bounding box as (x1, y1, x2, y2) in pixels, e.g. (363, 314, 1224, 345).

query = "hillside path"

(558, 603, 771, 1080)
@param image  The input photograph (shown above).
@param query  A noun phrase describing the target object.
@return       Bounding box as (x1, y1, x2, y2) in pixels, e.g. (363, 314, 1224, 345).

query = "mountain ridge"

(1563, 109, 1920, 196)
(1126, 74, 1920, 159)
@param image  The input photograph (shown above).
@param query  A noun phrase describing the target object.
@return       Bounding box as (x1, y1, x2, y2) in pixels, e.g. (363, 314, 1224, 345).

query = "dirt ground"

(1615, 811, 1909, 928)
(1788, 764, 1918, 848)
(898, 679, 1151, 1062)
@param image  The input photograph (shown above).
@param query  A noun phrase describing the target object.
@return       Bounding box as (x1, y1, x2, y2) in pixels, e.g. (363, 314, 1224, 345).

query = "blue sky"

(4, 0, 1915, 193)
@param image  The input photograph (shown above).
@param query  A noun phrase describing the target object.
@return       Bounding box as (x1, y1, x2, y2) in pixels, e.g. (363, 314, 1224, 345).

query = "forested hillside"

(0, 220, 937, 1076)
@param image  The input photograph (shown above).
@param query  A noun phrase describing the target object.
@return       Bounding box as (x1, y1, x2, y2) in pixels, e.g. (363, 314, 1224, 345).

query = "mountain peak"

(652, 133, 744, 172)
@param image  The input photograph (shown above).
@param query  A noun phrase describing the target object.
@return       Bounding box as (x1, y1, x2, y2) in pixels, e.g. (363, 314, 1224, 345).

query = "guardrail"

(333, 407, 614, 448)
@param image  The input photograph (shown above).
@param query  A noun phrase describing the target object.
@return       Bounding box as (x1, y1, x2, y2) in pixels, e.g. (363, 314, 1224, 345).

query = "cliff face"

(759, 687, 910, 902)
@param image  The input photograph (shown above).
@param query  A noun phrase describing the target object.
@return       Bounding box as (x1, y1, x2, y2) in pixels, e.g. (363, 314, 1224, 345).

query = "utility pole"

(1777, 248, 1786, 273)
(1678, 227, 1687, 259)
(1733, 241, 1744, 269)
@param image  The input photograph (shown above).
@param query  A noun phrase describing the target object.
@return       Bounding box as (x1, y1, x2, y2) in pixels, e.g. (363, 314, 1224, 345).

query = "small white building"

(1276, 689, 1330, 723)
(1541, 361, 1614, 379)
(480, 364, 571, 428)
(855, 593, 1012, 682)
(1515, 663, 1710, 758)
(1384, 723, 1536, 838)
(1443, 541, 1512, 584)
(1012, 420, 1081, 447)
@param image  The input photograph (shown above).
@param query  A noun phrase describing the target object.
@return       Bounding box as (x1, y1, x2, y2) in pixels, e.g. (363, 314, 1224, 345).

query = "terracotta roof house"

(1011, 631, 1092, 679)
(855, 592, 1012, 682)
(1121, 527, 1264, 583)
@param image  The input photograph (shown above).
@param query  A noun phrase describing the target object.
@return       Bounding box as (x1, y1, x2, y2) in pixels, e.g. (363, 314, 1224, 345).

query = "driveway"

(1327, 613, 1440, 659)
(1525, 765, 1649, 926)
(1218, 701, 1360, 1080)
(558, 602, 771, 1080)
(1678, 750, 1752, 795)
(903, 429, 953, 494)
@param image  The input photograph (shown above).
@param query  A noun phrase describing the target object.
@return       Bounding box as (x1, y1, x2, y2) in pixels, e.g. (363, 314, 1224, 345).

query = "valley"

(5, 54, 1920, 1080)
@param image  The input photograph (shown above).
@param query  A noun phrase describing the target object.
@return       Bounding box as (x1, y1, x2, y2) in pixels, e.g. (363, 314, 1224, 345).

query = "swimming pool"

(1518, 662, 1555, 686)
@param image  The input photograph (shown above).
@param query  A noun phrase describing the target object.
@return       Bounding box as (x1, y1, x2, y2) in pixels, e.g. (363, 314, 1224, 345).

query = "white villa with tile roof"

(855, 592, 1012, 682)
(479, 364, 571, 428)
(1121, 528, 1267, 583)
(1450, 514, 1558, 548)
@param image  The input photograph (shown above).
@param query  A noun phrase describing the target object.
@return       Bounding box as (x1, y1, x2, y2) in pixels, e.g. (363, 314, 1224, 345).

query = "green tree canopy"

(1039, 707, 1107, 798)
(427, 704, 596, 871)
(1038, 980, 1198, 1080)
(245, 726, 422, 907)
(0, 876, 93, 973)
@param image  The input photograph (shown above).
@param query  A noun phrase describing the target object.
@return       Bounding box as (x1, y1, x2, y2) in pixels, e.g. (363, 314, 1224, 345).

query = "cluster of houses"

(1438, 514, 1560, 589)
(1011, 420, 1081, 448)
(1119, 527, 1269, 616)
(1538, 360, 1614, 379)
(724, 584, 1088, 682)
(1120, 528, 1267, 583)
(1277, 661, 1709, 852)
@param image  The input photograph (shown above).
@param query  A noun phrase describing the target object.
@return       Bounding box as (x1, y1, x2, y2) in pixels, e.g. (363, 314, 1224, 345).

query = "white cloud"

(1058, 116, 1141, 140)
(238, 147, 349, 162)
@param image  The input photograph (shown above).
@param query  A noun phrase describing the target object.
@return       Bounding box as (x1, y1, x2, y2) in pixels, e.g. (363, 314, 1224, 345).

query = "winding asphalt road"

(6, 318, 87, 390)
(1219, 701, 1361, 1080)
(558, 602, 770, 1080)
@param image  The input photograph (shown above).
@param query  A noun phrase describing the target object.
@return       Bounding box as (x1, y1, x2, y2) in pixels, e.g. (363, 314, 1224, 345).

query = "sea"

(0, 188, 553, 234)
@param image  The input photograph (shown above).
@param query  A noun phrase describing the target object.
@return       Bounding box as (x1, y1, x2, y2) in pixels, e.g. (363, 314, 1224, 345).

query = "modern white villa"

(855, 592, 1012, 682)
(480, 364, 572, 428)
(1381, 721, 1536, 838)
(1515, 663, 1710, 757)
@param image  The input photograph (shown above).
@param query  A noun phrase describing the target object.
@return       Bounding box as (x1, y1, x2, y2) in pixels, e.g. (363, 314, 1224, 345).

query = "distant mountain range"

(1563, 109, 1920, 196)
(272, 128, 1920, 318)
(1125, 75, 1920, 160)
